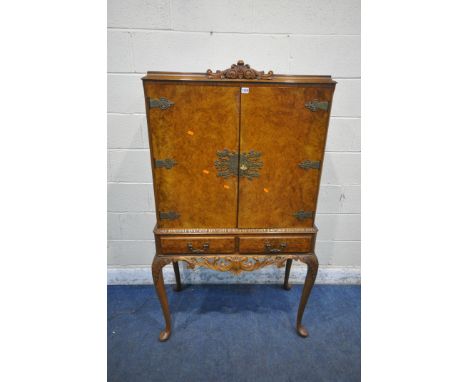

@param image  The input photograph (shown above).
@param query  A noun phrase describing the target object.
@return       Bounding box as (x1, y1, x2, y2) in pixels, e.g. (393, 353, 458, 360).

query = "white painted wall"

(107, 0, 361, 281)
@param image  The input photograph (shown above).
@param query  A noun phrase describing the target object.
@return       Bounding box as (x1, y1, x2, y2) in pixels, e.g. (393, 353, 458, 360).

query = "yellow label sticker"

(223, 184, 230, 189)
(263, 188, 269, 193)
(187, 130, 194, 136)
(203, 169, 210, 174)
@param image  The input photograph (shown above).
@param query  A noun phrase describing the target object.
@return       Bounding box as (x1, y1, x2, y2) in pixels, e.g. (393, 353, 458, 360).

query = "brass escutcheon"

(214, 149, 263, 180)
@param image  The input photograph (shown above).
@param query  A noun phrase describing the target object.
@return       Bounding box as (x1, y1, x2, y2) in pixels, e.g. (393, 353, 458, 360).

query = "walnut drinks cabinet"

(142, 61, 336, 341)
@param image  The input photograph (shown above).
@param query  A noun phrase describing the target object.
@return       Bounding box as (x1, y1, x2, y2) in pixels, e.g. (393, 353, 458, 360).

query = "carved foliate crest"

(207, 60, 274, 80)
(183, 256, 292, 275)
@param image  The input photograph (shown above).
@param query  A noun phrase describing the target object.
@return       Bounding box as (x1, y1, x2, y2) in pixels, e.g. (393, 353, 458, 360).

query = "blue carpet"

(108, 284, 360, 382)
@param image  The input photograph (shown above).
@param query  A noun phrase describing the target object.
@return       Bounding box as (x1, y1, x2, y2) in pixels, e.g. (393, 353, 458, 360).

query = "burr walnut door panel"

(145, 83, 240, 228)
(238, 85, 333, 228)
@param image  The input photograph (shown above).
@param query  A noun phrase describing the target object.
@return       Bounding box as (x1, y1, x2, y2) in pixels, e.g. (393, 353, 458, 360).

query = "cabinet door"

(145, 83, 240, 228)
(238, 85, 333, 228)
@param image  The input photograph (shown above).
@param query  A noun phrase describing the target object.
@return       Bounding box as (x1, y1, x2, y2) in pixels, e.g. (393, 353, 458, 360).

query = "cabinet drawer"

(160, 236, 236, 254)
(238, 236, 312, 254)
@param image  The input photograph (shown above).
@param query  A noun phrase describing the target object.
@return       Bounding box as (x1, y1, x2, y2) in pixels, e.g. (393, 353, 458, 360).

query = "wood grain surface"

(238, 85, 333, 228)
(145, 83, 240, 228)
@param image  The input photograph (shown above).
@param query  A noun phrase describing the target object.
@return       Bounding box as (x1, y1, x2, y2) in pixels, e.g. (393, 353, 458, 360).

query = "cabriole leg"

(152, 257, 171, 342)
(172, 261, 182, 291)
(296, 254, 319, 338)
(283, 259, 292, 290)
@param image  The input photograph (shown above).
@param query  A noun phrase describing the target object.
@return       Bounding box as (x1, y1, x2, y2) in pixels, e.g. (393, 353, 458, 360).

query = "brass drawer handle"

(264, 242, 287, 253)
(187, 242, 209, 254)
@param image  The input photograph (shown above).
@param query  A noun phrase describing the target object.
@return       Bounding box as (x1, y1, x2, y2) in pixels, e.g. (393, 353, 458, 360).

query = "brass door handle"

(264, 242, 287, 253)
(187, 242, 209, 254)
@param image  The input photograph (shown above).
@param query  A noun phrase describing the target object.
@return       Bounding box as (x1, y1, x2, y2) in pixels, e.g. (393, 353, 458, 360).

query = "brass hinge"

(149, 97, 174, 110)
(298, 160, 321, 170)
(159, 211, 180, 220)
(155, 158, 177, 169)
(293, 210, 315, 220)
(305, 100, 329, 112)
